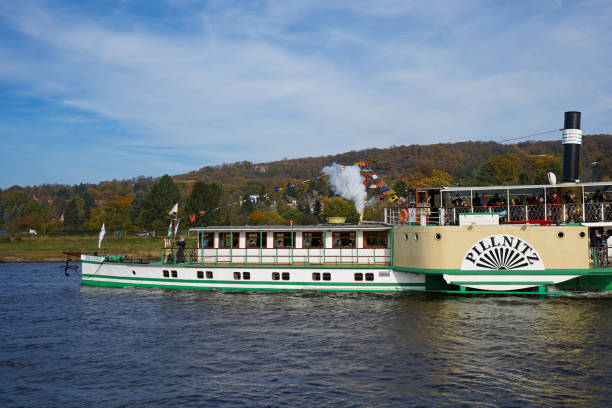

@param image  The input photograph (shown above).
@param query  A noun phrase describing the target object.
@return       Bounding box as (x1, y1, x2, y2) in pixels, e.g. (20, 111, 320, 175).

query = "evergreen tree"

(184, 182, 222, 226)
(64, 199, 79, 230)
(129, 190, 147, 224)
(138, 175, 181, 230)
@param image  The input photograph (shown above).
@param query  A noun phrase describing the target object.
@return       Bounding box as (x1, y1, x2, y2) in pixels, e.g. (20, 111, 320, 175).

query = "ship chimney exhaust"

(561, 111, 582, 183)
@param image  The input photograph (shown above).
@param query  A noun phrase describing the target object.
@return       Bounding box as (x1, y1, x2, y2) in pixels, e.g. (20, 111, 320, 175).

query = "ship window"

(312, 272, 321, 281)
(234, 272, 241, 280)
(282, 272, 290, 281)
(363, 231, 388, 248)
(272, 272, 280, 281)
(243, 272, 251, 280)
(246, 232, 266, 248)
(365, 273, 374, 281)
(274, 232, 295, 248)
(435, 233, 442, 240)
(200, 232, 214, 248)
(354, 273, 363, 281)
(219, 232, 240, 248)
(197, 271, 204, 279)
(332, 232, 356, 248)
(322, 272, 331, 281)
(557, 231, 564, 239)
(579, 231, 586, 238)
(163, 270, 169, 278)
(206, 271, 213, 279)
(132, 270, 136, 276)
(303, 232, 324, 248)
(171, 270, 177, 278)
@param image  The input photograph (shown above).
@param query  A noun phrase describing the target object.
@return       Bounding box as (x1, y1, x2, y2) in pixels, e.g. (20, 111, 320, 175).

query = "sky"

(1, 0, 611, 188)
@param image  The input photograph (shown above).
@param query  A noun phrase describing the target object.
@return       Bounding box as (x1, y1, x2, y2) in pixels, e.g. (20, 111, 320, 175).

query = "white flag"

(98, 223, 106, 249)
(169, 203, 178, 215)
(174, 219, 180, 236)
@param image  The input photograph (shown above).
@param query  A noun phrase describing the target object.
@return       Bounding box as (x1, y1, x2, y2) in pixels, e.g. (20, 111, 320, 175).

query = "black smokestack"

(561, 111, 581, 183)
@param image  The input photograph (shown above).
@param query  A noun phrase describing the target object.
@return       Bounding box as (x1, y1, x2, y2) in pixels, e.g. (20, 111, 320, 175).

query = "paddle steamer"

(78, 112, 612, 294)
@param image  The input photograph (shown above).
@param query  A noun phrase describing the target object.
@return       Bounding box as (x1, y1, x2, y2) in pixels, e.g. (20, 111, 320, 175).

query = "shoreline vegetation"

(0, 235, 197, 263)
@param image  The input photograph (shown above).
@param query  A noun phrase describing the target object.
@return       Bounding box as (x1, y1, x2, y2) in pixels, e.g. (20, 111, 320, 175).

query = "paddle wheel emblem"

(461, 235, 544, 271)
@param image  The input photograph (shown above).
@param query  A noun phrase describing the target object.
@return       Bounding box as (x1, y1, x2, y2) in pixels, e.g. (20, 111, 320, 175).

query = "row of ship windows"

(161, 270, 375, 281)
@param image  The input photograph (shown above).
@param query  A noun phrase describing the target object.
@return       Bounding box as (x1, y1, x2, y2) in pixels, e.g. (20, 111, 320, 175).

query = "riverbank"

(0, 235, 196, 262)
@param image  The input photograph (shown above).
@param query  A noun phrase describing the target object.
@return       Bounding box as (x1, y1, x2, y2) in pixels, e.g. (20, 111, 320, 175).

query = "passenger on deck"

(473, 193, 481, 206)
(452, 194, 463, 207)
(550, 192, 561, 205)
(177, 237, 186, 263)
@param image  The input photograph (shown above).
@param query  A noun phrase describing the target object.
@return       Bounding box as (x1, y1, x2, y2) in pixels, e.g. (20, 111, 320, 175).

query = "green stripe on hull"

(449, 281, 555, 285)
(393, 266, 612, 276)
(82, 274, 424, 287)
(81, 279, 424, 292)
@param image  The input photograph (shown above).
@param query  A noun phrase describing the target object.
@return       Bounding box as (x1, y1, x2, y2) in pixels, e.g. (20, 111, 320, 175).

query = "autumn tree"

(476, 154, 521, 185)
(321, 197, 359, 223)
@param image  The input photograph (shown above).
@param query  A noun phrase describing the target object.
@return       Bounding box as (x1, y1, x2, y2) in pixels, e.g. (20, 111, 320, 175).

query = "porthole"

(414, 233, 419, 241)
(579, 231, 586, 238)
(404, 233, 409, 241)
(434, 233, 442, 240)
(557, 231, 564, 239)
(132, 270, 136, 276)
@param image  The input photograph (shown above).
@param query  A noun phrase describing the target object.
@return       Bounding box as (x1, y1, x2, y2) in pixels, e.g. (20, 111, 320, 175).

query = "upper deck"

(163, 223, 393, 267)
(384, 181, 612, 227)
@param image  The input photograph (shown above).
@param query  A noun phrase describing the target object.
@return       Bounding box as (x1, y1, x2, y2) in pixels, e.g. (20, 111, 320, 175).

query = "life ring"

(399, 208, 408, 224)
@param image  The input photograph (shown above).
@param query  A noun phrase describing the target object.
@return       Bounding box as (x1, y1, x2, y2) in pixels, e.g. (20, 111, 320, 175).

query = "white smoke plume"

(322, 163, 367, 214)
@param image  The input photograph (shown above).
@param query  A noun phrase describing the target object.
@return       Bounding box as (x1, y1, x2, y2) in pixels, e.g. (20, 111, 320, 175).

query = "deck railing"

(162, 247, 391, 267)
(591, 246, 611, 268)
(386, 202, 612, 225)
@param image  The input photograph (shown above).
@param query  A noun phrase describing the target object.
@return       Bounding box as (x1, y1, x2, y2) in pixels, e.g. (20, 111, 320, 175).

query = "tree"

(321, 197, 360, 223)
(88, 197, 136, 232)
(184, 182, 222, 226)
(63, 199, 79, 230)
(248, 210, 286, 225)
(138, 175, 181, 230)
(476, 154, 521, 185)
(129, 190, 147, 224)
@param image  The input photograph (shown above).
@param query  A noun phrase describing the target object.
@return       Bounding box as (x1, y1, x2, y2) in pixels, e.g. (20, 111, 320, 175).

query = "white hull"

(81, 257, 426, 292)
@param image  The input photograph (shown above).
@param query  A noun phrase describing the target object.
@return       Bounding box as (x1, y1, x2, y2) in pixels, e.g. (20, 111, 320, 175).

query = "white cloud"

(0, 0, 611, 187)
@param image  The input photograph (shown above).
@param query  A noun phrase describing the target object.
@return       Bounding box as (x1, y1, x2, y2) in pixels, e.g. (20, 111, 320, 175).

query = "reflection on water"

(0, 263, 610, 407)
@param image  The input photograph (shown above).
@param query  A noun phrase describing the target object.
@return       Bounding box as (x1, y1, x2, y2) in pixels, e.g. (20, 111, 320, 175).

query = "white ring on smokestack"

(562, 129, 582, 144)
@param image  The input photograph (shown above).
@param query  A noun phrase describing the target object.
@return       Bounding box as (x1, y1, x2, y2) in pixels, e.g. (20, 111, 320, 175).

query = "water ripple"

(0, 263, 610, 407)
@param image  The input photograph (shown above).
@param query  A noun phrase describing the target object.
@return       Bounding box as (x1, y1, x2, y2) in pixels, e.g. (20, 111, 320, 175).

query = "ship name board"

(461, 234, 544, 271)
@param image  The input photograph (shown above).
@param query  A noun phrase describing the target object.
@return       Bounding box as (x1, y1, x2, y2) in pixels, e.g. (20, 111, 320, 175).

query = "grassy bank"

(0, 235, 197, 262)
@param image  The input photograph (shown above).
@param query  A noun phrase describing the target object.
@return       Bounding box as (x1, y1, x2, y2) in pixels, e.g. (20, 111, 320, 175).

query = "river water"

(0, 262, 610, 407)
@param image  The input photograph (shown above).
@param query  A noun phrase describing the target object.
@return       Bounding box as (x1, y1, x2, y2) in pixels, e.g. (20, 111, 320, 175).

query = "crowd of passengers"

(449, 190, 609, 208)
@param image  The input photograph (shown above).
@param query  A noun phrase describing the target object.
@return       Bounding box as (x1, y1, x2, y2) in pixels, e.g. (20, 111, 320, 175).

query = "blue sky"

(1, 0, 611, 188)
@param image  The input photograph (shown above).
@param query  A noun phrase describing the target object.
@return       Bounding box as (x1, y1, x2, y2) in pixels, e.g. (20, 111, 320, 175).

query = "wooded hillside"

(1, 134, 610, 236)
